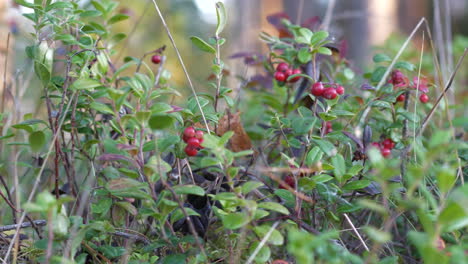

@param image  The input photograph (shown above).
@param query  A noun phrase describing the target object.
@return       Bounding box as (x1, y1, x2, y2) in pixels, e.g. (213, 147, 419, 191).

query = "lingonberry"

(335, 85, 345, 95)
(323, 87, 338, 100)
(183, 126, 196, 138)
(326, 121, 332, 129)
(182, 134, 190, 143)
(185, 145, 198, 156)
(381, 148, 391, 158)
(274, 71, 286, 82)
(284, 68, 293, 79)
(419, 93, 429, 103)
(382, 138, 395, 149)
(276, 62, 289, 72)
(195, 130, 204, 141)
(279, 175, 295, 189)
(288, 68, 302, 82)
(187, 138, 200, 148)
(311, 82, 325, 96)
(151, 54, 162, 64)
(396, 94, 405, 102)
(325, 128, 333, 134)
(371, 142, 381, 149)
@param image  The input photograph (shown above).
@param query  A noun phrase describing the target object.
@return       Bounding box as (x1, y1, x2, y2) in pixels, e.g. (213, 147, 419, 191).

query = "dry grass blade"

(150, 0, 211, 134)
(416, 48, 467, 137)
(245, 221, 280, 264)
(343, 213, 369, 252)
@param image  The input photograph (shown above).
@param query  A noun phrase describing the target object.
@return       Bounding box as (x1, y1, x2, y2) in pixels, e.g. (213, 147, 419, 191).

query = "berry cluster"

(182, 126, 204, 156)
(279, 175, 295, 189)
(311, 82, 345, 100)
(370, 138, 395, 158)
(390, 70, 430, 104)
(274, 62, 301, 83)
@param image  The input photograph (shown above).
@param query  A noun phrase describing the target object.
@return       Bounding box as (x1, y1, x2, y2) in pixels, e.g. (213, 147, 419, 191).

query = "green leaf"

(29, 131, 46, 152)
(438, 201, 468, 232)
(222, 212, 249, 229)
(297, 47, 312, 64)
(148, 115, 174, 130)
(397, 108, 420, 122)
(331, 154, 345, 182)
(312, 174, 333, 183)
(72, 78, 102, 91)
(371, 66, 387, 83)
(248, 242, 270, 263)
(258, 202, 289, 215)
(342, 180, 371, 191)
(190, 36, 216, 53)
(305, 146, 323, 167)
(91, 197, 112, 214)
(215, 2, 227, 36)
(90, 102, 114, 115)
(108, 14, 129, 24)
(316, 47, 332, 55)
(436, 167, 456, 194)
(312, 139, 336, 157)
(395, 61, 415, 71)
(173, 185, 205, 196)
(310, 31, 329, 46)
(364, 226, 391, 243)
(253, 225, 284, 245)
(373, 53, 391, 63)
(80, 10, 102, 17)
(371, 100, 392, 109)
(241, 181, 264, 194)
(170, 207, 200, 224)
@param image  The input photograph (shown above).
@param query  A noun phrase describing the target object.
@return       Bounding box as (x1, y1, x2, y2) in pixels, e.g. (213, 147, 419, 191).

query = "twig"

(112, 231, 151, 245)
(150, 0, 211, 134)
(343, 213, 369, 252)
(0, 220, 46, 232)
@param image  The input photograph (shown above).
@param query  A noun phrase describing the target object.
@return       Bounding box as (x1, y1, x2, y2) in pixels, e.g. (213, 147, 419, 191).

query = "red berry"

(311, 82, 325, 96)
(288, 68, 302, 82)
(382, 138, 395, 149)
(274, 71, 286, 82)
(284, 69, 293, 79)
(419, 93, 429, 103)
(335, 85, 345, 95)
(381, 148, 391, 158)
(195, 130, 204, 140)
(279, 175, 295, 189)
(182, 134, 191, 143)
(183, 127, 196, 138)
(276, 62, 289, 72)
(325, 128, 333, 134)
(151, 55, 162, 64)
(371, 142, 381, 149)
(396, 94, 405, 102)
(185, 145, 198, 156)
(323, 87, 338, 100)
(326, 121, 332, 129)
(187, 138, 200, 148)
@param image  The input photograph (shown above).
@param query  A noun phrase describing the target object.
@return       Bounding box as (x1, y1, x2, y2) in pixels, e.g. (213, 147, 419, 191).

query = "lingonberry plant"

(0, 1, 466, 263)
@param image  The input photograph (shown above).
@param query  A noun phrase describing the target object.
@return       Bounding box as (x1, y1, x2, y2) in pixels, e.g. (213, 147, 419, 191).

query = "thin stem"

(150, 0, 211, 134)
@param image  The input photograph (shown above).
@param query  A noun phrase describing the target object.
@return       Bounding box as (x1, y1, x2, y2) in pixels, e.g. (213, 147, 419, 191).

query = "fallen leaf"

(216, 111, 252, 152)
